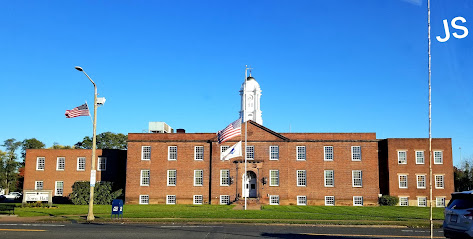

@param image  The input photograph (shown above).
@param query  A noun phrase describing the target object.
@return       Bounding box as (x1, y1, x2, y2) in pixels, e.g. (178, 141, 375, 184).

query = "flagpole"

(244, 65, 248, 211)
(427, 0, 433, 238)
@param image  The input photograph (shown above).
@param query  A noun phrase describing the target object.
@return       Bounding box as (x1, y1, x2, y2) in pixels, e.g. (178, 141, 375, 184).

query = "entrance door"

(242, 171, 257, 198)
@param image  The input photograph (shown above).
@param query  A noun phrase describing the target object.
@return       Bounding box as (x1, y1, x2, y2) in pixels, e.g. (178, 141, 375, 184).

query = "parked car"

(0, 195, 5, 201)
(444, 191, 473, 238)
(4, 192, 22, 200)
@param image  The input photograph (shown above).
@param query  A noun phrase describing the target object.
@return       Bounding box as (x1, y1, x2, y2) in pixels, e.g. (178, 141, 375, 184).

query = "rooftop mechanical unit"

(148, 122, 173, 133)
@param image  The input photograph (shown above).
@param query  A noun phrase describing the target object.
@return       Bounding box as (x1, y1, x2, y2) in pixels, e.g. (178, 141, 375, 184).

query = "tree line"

(0, 132, 127, 194)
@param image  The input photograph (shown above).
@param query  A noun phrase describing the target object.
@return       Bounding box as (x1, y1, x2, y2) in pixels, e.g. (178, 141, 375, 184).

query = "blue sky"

(1, 0, 472, 166)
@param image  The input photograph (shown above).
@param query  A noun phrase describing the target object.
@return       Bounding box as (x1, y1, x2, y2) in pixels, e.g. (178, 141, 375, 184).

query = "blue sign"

(111, 199, 123, 219)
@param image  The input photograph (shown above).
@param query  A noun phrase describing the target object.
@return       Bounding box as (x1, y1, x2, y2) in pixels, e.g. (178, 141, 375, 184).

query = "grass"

(7, 203, 446, 227)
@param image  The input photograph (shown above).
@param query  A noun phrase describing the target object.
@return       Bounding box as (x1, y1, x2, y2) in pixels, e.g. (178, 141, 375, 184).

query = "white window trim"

(77, 157, 86, 171)
(168, 146, 177, 161)
(435, 174, 445, 189)
(398, 174, 408, 189)
(194, 146, 204, 161)
(246, 146, 254, 160)
(417, 197, 427, 207)
(220, 169, 230, 186)
(269, 146, 279, 161)
(98, 157, 106, 171)
(353, 196, 363, 206)
(193, 195, 203, 205)
(194, 170, 203, 186)
(166, 195, 176, 205)
(35, 181, 43, 190)
(324, 170, 334, 187)
(167, 170, 176, 186)
(36, 157, 45, 171)
(297, 196, 307, 206)
(139, 195, 149, 204)
(351, 146, 361, 161)
(436, 197, 446, 207)
(297, 170, 306, 187)
(324, 146, 334, 161)
(220, 195, 230, 205)
(399, 197, 409, 206)
(296, 146, 306, 161)
(220, 146, 230, 160)
(415, 151, 425, 164)
(352, 170, 362, 187)
(270, 170, 279, 186)
(56, 157, 65, 171)
(269, 195, 279, 205)
(55, 181, 64, 196)
(397, 150, 407, 164)
(416, 174, 426, 189)
(141, 146, 151, 161)
(325, 196, 335, 206)
(434, 151, 443, 164)
(140, 170, 150, 186)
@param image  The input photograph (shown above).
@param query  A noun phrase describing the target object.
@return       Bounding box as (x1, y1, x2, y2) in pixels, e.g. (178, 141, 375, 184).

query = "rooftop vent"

(149, 122, 173, 133)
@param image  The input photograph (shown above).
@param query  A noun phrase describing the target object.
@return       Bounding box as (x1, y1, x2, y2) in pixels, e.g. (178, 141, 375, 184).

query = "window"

(352, 170, 362, 187)
(246, 146, 254, 160)
(436, 197, 446, 207)
(399, 197, 409, 206)
(167, 195, 176, 205)
(194, 146, 204, 160)
(324, 146, 334, 161)
(194, 170, 203, 186)
(353, 196, 363, 206)
(141, 170, 150, 186)
(56, 157, 65, 170)
(220, 195, 230, 205)
(434, 151, 443, 164)
(140, 195, 149, 204)
(270, 170, 279, 186)
(168, 146, 177, 160)
(55, 181, 64, 196)
(416, 151, 424, 164)
(297, 146, 306, 161)
(435, 175, 444, 189)
(418, 197, 427, 207)
(36, 157, 45, 170)
(194, 195, 203, 205)
(399, 174, 408, 188)
(270, 195, 279, 205)
(220, 170, 230, 186)
(351, 146, 361, 161)
(167, 170, 176, 186)
(220, 146, 229, 160)
(297, 170, 306, 186)
(324, 170, 334, 187)
(142, 146, 151, 160)
(417, 175, 426, 189)
(98, 157, 106, 171)
(35, 181, 43, 190)
(270, 146, 279, 160)
(398, 151, 407, 164)
(325, 196, 335, 206)
(77, 157, 86, 171)
(297, 196, 307, 205)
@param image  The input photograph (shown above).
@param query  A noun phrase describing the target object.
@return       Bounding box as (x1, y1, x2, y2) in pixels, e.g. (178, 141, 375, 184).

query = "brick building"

(23, 73, 454, 206)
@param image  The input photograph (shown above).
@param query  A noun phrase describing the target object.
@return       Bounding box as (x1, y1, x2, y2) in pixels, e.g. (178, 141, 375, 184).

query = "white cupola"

(239, 73, 263, 125)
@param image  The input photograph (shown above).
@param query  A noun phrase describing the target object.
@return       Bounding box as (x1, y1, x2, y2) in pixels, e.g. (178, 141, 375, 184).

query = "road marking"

(0, 229, 46, 232)
(161, 226, 224, 228)
(0, 224, 65, 227)
(302, 233, 444, 238)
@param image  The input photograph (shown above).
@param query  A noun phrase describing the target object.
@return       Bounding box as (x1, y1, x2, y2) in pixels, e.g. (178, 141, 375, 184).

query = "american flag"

(217, 118, 242, 144)
(65, 103, 90, 118)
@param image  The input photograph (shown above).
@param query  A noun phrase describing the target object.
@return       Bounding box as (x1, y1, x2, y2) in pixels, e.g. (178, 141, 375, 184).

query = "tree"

(75, 132, 127, 150)
(49, 142, 73, 149)
(454, 156, 473, 191)
(21, 138, 45, 162)
(1, 139, 21, 194)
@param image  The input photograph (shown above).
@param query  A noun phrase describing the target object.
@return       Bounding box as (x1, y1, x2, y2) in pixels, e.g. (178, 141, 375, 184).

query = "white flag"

(221, 141, 242, 161)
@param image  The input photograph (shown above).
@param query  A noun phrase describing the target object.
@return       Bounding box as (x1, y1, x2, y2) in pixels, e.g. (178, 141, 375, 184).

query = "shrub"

(378, 195, 399, 206)
(69, 181, 123, 205)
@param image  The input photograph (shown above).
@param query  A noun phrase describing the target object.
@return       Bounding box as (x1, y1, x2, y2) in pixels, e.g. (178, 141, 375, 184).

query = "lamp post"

(75, 66, 97, 222)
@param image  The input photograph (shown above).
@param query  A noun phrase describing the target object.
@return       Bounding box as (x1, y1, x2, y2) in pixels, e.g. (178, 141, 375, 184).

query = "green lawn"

(9, 204, 445, 227)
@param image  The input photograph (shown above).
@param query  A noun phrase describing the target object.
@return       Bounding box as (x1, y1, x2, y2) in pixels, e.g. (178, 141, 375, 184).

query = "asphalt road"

(0, 222, 446, 239)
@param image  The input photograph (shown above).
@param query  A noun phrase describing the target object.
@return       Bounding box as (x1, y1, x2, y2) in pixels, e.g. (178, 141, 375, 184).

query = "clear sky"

(1, 0, 471, 166)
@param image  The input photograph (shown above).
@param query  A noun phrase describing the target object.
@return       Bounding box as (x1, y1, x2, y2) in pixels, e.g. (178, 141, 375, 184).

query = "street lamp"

(75, 66, 98, 222)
